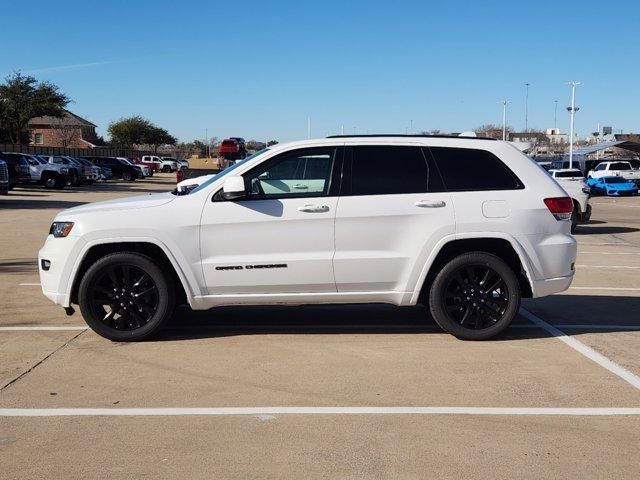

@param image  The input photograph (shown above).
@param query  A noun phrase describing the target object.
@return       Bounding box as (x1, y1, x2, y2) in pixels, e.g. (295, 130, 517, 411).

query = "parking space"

(1, 180, 640, 479)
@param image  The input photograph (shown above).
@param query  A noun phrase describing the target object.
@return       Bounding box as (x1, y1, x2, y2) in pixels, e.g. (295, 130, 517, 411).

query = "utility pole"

(554, 100, 558, 130)
(567, 81, 581, 169)
(501, 100, 510, 141)
(524, 83, 530, 131)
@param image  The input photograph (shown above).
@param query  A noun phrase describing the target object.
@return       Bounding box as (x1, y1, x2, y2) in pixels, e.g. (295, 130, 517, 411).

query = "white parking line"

(554, 325, 640, 331)
(569, 286, 640, 292)
(576, 265, 640, 269)
(1, 407, 640, 417)
(19, 283, 41, 286)
(580, 252, 640, 255)
(0, 326, 87, 331)
(519, 308, 640, 391)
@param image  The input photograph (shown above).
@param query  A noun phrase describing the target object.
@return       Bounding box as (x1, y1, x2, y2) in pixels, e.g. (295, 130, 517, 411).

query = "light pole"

(501, 100, 510, 141)
(567, 81, 581, 169)
(554, 100, 558, 130)
(524, 83, 530, 131)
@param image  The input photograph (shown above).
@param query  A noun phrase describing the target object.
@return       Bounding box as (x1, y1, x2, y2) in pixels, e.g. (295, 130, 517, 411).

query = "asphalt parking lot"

(1, 175, 639, 479)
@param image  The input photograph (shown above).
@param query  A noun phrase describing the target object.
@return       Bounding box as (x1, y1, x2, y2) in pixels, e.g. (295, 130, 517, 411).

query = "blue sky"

(3, 0, 639, 142)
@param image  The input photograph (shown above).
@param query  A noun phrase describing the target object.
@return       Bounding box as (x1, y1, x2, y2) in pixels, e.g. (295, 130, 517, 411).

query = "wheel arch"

(70, 240, 193, 307)
(414, 235, 534, 304)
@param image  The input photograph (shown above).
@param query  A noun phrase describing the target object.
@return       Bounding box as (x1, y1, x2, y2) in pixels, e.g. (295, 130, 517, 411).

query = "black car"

(82, 157, 141, 181)
(0, 152, 32, 189)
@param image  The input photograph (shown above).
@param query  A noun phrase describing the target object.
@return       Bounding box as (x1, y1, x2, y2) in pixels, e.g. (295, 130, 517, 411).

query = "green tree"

(107, 116, 153, 148)
(0, 72, 70, 144)
(144, 126, 177, 153)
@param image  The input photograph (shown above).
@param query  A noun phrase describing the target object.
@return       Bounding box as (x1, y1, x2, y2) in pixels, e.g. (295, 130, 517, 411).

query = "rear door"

(333, 144, 454, 293)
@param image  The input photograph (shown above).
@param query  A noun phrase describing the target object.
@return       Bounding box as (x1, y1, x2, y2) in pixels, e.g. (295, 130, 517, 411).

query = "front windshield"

(118, 158, 133, 165)
(188, 148, 270, 194)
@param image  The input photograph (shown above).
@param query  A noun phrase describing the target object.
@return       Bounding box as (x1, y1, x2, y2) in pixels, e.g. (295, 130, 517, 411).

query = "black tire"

(54, 175, 66, 190)
(162, 166, 171, 173)
(570, 203, 579, 233)
(428, 252, 521, 340)
(122, 171, 134, 182)
(78, 252, 175, 341)
(43, 174, 57, 189)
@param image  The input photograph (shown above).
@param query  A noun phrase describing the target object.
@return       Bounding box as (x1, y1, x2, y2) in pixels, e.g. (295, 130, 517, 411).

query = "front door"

(200, 146, 342, 295)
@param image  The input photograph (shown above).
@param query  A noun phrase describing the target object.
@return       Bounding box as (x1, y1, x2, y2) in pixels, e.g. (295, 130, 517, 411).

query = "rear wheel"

(570, 202, 579, 233)
(54, 175, 66, 190)
(428, 252, 521, 340)
(78, 253, 175, 341)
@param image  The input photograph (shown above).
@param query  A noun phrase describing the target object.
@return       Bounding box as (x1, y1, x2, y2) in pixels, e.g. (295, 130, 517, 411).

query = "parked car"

(586, 176, 639, 196)
(98, 166, 113, 181)
(0, 152, 33, 189)
(83, 157, 142, 181)
(548, 169, 592, 232)
(26, 154, 70, 189)
(162, 157, 189, 170)
(219, 138, 247, 161)
(39, 156, 83, 185)
(39, 136, 577, 342)
(175, 166, 220, 194)
(71, 158, 102, 184)
(141, 155, 177, 173)
(0, 159, 9, 194)
(130, 158, 155, 176)
(117, 157, 150, 177)
(588, 161, 640, 185)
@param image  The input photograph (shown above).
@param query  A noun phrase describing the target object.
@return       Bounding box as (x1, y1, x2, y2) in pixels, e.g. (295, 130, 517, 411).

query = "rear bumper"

(531, 273, 574, 298)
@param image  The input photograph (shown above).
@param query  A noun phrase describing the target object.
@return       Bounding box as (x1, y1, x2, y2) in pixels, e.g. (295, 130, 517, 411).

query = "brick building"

(28, 110, 99, 148)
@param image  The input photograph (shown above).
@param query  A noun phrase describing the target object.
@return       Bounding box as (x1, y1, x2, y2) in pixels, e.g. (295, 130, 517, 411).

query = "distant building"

(28, 110, 99, 148)
(544, 128, 568, 145)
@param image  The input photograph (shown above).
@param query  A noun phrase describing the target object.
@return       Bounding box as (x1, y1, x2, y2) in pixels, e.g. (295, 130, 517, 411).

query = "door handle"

(414, 200, 446, 208)
(293, 184, 309, 189)
(298, 204, 330, 213)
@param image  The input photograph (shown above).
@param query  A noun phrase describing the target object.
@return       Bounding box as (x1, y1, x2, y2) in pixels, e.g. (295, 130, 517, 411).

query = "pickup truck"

(588, 161, 640, 186)
(548, 169, 592, 232)
(141, 155, 178, 173)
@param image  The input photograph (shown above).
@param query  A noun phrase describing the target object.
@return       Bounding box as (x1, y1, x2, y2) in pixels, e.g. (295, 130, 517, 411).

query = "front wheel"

(428, 252, 521, 340)
(122, 171, 134, 181)
(78, 253, 175, 341)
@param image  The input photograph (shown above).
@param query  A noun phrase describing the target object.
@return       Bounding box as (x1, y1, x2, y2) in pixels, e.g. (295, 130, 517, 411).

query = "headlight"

(49, 222, 74, 238)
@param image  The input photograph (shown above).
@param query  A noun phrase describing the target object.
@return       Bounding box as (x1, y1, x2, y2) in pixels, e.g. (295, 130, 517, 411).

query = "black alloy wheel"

(78, 253, 174, 341)
(428, 252, 521, 340)
(122, 171, 133, 181)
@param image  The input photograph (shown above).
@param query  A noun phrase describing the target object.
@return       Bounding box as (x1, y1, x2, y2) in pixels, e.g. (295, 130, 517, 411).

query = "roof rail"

(325, 134, 496, 141)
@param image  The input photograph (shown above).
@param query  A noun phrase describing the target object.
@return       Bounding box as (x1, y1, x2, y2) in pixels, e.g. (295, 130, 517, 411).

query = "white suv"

(38, 136, 577, 341)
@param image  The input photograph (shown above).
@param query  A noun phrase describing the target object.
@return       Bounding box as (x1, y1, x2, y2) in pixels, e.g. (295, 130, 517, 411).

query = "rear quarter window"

(429, 147, 524, 191)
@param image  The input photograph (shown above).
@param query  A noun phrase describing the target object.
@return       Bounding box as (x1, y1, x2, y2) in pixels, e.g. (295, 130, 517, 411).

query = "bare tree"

(50, 117, 80, 147)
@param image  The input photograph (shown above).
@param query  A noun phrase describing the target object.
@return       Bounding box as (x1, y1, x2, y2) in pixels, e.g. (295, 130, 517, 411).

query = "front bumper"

(38, 234, 86, 308)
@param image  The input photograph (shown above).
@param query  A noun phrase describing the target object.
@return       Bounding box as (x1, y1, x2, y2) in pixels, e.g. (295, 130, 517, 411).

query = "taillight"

(176, 170, 184, 183)
(544, 197, 573, 221)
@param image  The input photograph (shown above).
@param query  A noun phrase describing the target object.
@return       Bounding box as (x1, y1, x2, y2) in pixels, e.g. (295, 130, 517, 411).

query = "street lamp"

(567, 81, 581, 169)
(501, 100, 510, 141)
(524, 83, 530, 131)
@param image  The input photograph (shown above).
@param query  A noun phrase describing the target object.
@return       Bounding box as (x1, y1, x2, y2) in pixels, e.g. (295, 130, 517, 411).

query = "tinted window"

(349, 146, 428, 195)
(430, 147, 523, 191)
(555, 170, 583, 178)
(609, 162, 631, 170)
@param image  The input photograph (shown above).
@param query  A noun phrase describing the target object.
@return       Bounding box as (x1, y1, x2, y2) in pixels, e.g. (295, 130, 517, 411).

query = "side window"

(429, 147, 523, 191)
(595, 164, 606, 171)
(244, 147, 336, 199)
(349, 146, 429, 195)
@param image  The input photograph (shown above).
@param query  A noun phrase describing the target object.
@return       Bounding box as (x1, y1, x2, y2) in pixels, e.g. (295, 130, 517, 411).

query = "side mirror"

(222, 176, 246, 200)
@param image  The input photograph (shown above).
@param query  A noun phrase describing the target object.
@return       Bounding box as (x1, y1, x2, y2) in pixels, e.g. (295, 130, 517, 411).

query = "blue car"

(586, 176, 638, 196)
